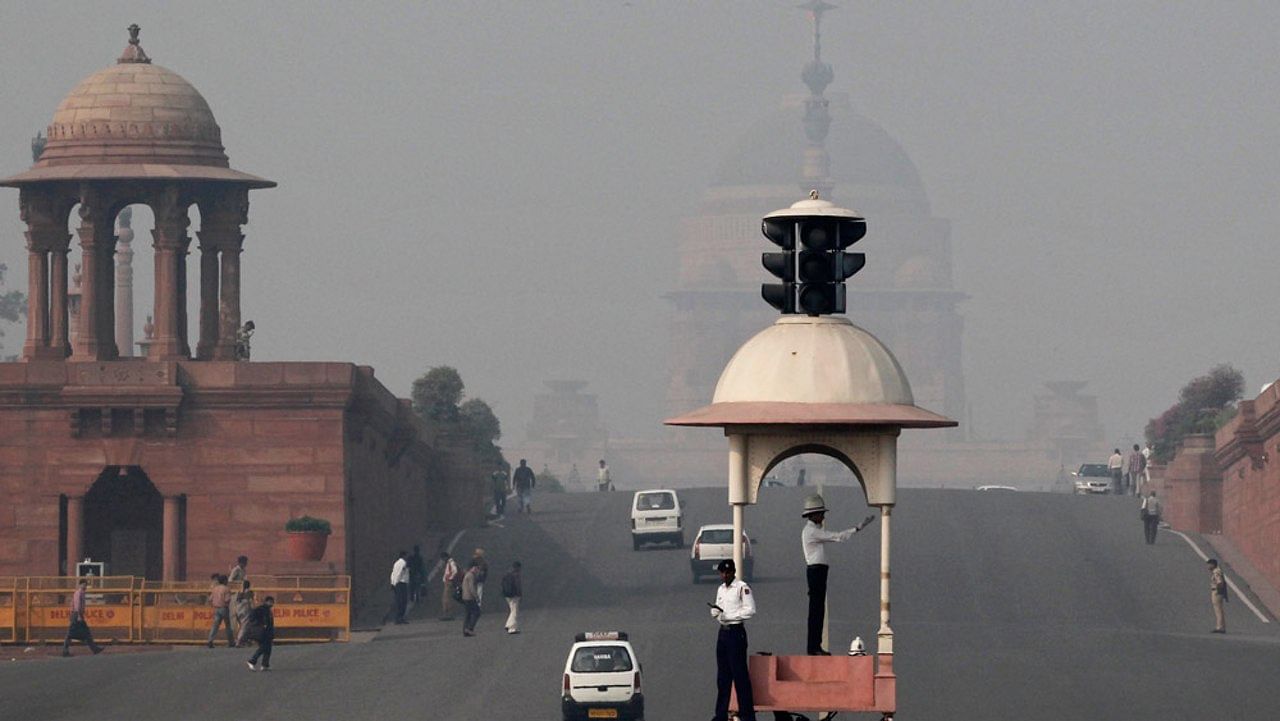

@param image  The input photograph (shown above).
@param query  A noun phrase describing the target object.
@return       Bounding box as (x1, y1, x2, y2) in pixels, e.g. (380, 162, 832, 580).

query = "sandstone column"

(162, 496, 181, 581)
(70, 196, 111, 361)
(149, 189, 191, 361)
(65, 495, 84, 576)
(195, 243, 219, 359)
(49, 243, 70, 357)
(113, 208, 135, 357)
(21, 242, 48, 359)
(200, 188, 248, 361)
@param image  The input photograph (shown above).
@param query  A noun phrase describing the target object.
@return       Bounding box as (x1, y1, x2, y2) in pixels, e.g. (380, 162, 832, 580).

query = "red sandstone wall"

(1159, 435, 1221, 534)
(1215, 383, 1280, 594)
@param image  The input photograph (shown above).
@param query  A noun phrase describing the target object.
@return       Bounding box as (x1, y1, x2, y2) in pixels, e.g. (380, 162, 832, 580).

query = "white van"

(630, 489, 683, 550)
(561, 631, 644, 721)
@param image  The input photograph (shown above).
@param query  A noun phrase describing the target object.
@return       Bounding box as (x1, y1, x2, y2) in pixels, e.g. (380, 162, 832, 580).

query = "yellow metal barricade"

(0, 577, 17, 643)
(3, 575, 349, 644)
(20, 576, 137, 644)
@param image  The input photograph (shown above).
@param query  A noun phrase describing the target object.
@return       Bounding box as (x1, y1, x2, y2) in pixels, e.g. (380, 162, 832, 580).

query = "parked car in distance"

(1073, 463, 1112, 494)
(630, 489, 683, 550)
(690, 524, 753, 583)
(562, 631, 644, 721)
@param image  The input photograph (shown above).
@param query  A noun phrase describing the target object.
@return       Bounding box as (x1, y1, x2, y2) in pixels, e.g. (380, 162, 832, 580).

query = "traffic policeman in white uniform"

(801, 494, 874, 655)
(709, 558, 757, 721)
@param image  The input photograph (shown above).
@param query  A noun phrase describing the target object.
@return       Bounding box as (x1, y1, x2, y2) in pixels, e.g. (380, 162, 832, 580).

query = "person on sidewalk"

(491, 469, 509, 516)
(390, 551, 410, 624)
(1207, 559, 1228, 633)
(501, 561, 523, 634)
(597, 459, 613, 492)
(228, 556, 249, 639)
(472, 547, 489, 606)
(408, 545, 427, 604)
(513, 459, 536, 513)
(244, 596, 276, 671)
(233, 580, 255, 647)
(1126, 444, 1146, 496)
(207, 574, 234, 647)
(439, 551, 460, 620)
(461, 560, 483, 636)
(1140, 491, 1162, 545)
(61, 579, 103, 657)
(710, 558, 756, 721)
(800, 494, 875, 655)
(1108, 448, 1124, 494)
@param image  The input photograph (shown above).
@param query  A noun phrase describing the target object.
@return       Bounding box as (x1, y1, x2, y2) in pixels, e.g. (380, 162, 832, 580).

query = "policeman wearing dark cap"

(709, 558, 756, 721)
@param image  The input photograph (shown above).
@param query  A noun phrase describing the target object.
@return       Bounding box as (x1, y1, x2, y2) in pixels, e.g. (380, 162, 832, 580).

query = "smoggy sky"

(2, 1, 1278, 449)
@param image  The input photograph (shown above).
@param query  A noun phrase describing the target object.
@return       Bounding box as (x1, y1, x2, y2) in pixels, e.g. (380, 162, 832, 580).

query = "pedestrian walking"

(390, 551, 410, 624)
(1142, 443, 1154, 486)
(800, 494, 874, 655)
(1107, 448, 1124, 494)
(597, 459, 612, 492)
(1126, 444, 1146, 496)
(227, 555, 249, 638)
(491, 469, 509, 516)
(408, 545, 427, 604)
(461, 560, 483, 636)
(472, 548, 489, 605)
(233, 580, 255, 647)
(1140, 491, 1162, 545)
(61, 579, 104, 657)
(709, 558, 756, 721)
(1207, 559, 1228, 633)
(501, 561, 523, 634)
(244, 596, 276, 671)
(513, 459, 536, 513)
(206, 574, 234, 647)
(439, 551, 460, 620)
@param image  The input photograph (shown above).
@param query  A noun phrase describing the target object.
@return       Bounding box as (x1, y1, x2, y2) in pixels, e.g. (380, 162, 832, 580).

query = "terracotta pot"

(286, 531, 329, 561)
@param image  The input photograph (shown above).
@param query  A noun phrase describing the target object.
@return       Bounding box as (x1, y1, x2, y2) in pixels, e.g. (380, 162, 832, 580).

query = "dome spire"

(117, 23, 151, 64)
(798, 2, 835, 198)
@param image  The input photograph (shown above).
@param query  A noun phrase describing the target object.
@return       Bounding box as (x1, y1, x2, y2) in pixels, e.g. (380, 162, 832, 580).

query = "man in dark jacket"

(501, 561, 523, 634)
(512, 459, 536, 514)
(245, 596, 276, 671)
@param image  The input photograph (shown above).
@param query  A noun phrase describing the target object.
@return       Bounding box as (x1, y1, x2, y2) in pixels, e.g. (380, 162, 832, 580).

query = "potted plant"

(285, 515, 332, 561)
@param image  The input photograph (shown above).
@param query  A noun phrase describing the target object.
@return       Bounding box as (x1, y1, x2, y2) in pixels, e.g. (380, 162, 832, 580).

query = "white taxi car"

(562, 631, 644, 721)
(690, 524, 753, 583)
(630, 489, 683, 550)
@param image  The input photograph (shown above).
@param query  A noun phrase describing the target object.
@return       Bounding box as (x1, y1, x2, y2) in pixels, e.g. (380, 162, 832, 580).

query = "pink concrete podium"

(731, 654, 896, 716)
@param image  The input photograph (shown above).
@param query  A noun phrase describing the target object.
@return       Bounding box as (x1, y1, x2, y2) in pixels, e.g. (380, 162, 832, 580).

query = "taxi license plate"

(588, 710, 618, 719)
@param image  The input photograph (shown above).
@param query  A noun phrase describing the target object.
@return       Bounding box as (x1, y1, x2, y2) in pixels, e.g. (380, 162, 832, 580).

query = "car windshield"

(699, 529, 734, 544)
(571, 646, 633, 673)
(637, 493, 675, 511)
(1079, 464, 1110, 477)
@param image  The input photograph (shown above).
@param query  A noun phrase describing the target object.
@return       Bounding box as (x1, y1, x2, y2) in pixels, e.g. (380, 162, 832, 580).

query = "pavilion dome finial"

(117, 24, 151, 64)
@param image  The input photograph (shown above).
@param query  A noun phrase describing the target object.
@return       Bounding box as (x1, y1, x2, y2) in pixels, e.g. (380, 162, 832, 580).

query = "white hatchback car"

(561, 632, 644, 721)
(690, 524, 753, 583)
(630, 490, 683, 550)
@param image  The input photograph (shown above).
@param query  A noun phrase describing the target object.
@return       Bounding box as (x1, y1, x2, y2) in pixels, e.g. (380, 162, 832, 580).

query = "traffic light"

(760, 197, 866, 316)
(760, 217, 796, 313)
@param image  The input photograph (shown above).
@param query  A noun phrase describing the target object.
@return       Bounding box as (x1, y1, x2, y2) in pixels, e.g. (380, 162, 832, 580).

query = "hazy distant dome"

(713, 104, 928, 206)
(713, 316, 914, 406)
(38, 61, 227, 168)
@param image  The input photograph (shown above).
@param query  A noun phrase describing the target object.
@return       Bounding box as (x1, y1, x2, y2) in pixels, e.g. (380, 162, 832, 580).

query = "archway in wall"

(83, 466, 163, 579)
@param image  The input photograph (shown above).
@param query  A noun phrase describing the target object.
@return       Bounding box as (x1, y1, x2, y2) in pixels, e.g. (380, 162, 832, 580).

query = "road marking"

(1169, 529, 1269, 623)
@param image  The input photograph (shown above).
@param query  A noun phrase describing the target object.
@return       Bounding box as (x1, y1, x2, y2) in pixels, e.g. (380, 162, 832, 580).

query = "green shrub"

(285, 516, 332, 534)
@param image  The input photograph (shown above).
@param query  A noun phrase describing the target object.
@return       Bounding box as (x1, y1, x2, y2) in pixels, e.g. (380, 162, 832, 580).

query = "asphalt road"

(2, 486, 1277, 720)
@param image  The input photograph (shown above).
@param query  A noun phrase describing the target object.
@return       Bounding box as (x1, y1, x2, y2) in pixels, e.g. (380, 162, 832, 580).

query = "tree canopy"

(411, 365, 506, 470)
(1145, 364, 1244, 462)
(0, 263, 27, 361)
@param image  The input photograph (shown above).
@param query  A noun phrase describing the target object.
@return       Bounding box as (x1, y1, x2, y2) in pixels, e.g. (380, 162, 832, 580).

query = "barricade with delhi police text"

(2, 575, 349, 644)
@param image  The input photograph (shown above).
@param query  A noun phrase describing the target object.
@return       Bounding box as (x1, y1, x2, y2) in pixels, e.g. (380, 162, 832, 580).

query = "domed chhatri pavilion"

(0, 28, 478, 615)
